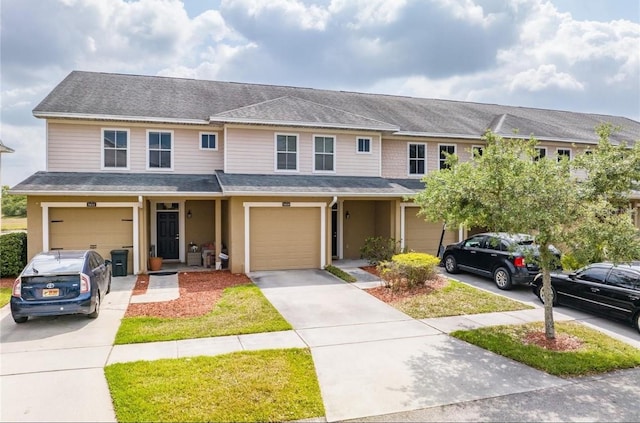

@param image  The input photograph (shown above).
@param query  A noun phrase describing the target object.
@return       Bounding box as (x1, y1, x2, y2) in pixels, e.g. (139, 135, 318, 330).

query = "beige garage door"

(250, 207, 320, 271)
(49, 207, 133, 272)
(404, 208, 457, 256)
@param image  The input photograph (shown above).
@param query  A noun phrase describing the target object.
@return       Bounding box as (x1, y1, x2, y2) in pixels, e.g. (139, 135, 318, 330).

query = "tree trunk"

(540, 244, 555, 339)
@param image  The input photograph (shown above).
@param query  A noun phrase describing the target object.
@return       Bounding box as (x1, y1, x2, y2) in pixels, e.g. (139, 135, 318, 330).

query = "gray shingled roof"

(216, 171, 421, 196)
(33, 71, 640, 144)
(11, 172, 222, 195)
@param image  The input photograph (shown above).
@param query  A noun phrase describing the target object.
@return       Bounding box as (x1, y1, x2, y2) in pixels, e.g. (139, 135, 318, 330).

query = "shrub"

(360, 236, 400, 265)
(0, 232, 27, 277)
(378, 252, 440, 292)
(560, 253, 584, 271)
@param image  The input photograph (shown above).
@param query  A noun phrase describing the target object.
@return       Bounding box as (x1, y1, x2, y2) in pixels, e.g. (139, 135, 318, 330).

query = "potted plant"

(148, 247, 163, 271)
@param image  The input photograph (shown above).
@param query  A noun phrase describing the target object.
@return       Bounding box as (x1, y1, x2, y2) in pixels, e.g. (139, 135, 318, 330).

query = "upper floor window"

(102, 129, 129, 169)
(438, 144, 456, 169)
(314, 135, 335, 172)
(200, 132, 217, 150)
(557, 148, 571, 162)
(408, 143, 426, 175)
(275, 133, 298, 171)
(148, 130, 173, 170)
(534, 147, 547, 161)
(357, 137, 371, 153)
(471, 145, 484, 159)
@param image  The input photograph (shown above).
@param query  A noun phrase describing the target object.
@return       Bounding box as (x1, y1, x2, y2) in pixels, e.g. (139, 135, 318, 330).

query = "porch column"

(215, 198, 222, 268)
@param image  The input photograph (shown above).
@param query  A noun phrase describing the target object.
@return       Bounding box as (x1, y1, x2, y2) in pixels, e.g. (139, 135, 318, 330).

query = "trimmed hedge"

(1, 232, 27, 277)
(378, 252, 440, 291)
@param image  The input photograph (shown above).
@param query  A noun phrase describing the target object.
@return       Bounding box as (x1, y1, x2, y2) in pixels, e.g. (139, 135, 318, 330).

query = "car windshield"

(22, 256, 84, 276)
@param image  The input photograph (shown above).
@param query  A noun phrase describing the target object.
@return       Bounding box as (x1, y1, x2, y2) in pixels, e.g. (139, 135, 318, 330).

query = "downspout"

(329, 196, 338, 208)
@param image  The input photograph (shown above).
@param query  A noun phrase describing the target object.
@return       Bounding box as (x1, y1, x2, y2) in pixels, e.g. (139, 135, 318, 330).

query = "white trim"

(150, 200, 185, 263)
(243, 201, 327, 272)
(101, 128, 131, 171)
(437, 143, 456, 170)
(11, 190, 223, 197)
(33, 111, 209, 125)
(274, 132, 299, 172)
(199, 131, 218, 151)
(146, 129, 175, 171)
(312, 134, 336, 173)
(210, 116, 399, 132)
(407, 142, 427, 177)
(378, 135, 382, 177)
(40, 201, 141, 274)
(356, 136, 372, 154)
(338, 200, 344, 258)
(223, 126, 228, 171)
(392, 131, 599, 145)
(45, 121, 49, 172)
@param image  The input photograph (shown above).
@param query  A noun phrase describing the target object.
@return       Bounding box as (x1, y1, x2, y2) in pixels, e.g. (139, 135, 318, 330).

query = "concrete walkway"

(129, 272, 180, 303)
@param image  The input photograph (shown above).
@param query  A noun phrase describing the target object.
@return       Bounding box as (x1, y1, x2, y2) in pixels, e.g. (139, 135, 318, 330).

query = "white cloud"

(509, 64, 584, 92)
(328, 0, 407, 29)
(222, 0, 330, 31)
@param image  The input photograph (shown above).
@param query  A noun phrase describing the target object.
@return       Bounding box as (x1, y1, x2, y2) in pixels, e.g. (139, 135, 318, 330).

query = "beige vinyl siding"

(381, 139, 407, 178)
(225, 127, 381, 176)
(404, 207, 456, 255)
(47, 122, 223, 173)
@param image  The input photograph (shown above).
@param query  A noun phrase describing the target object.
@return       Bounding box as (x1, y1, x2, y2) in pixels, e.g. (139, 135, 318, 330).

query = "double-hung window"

(148, 130, 173, 170)
(471, 145, 484, 159)
(102, 129, 129, 169)
(276, 134, 298, 171)
(357, 137, 371, 153)
(314, 135, 335, 172)
(534, 147, 547, 161)
(408, 143, 426, 175)
(200, 132, 217, 150)
(557, 148, 571, 162)
(438, 144, 456, 169)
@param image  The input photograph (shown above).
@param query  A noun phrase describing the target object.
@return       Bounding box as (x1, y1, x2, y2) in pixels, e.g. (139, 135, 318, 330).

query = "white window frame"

(408, 142, 427, 177)
(101, 128, 130, 170)
(356, 136, 372, 154)
(438, 143, 456, 170)
(146, 130, 174, 171)
(313, 134, 336, 173)
(471, 145, 484, 159)
(274, 133, 299, 172)
(556, 147, 572, 162)
(199, 132, 218, 151)
(534, 147, 547, 161)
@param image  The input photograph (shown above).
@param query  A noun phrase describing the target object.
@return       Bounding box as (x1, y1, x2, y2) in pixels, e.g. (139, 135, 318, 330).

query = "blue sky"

(1, 0, 639, 187)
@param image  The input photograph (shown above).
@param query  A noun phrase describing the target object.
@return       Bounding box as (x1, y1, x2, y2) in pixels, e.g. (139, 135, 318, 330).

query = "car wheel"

(444, 255, 459, 274)
(88, 292, 100, 319)
(493, 267, 512, 290)
(535, 284, 558, 306)
(12, 315, 28, 324)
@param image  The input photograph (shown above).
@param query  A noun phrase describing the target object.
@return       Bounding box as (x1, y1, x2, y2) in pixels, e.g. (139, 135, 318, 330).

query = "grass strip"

(451, 321, 640, 377)
(0, 287, 11, 308)
(105, 348, 325, 422)
(325, 265, 357, 282)
(393, 279, 533, 318)
(115, 284, 291, 344)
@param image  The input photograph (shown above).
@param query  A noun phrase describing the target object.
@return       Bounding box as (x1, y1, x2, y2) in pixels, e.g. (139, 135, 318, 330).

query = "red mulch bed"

(366, 275, 448, 303)
(1, 277, 15, 288)
(125, 271, 251, 318)
(360, 265, 380, 277)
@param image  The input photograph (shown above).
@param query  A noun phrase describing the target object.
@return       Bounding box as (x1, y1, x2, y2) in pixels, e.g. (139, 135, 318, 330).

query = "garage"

(49, 207, 134, 272)
(404, 207, 457, 256)
(249, 207, 321, 271)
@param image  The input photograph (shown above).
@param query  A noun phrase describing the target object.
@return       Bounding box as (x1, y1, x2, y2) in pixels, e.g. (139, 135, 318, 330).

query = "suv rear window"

(607, 269, 640, 290)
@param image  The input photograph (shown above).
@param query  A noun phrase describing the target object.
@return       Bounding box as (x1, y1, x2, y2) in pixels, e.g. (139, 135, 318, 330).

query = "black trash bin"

(110, 249, 129, 277)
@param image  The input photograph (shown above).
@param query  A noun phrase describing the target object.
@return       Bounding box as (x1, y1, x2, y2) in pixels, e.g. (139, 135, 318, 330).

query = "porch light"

(187, 210, 192, 219)
(345, 211, 350, 220)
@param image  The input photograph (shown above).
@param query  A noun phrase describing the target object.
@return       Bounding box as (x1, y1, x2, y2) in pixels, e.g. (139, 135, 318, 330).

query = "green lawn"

(115, 284, 291, 344)
(0, 288, 11, 308)
(325, 265, 357, 282)
(105, 348, 325, 422)
(389, 279, 533, 318)
(1, 216, 27, 231)
(452, 321, 640, 377)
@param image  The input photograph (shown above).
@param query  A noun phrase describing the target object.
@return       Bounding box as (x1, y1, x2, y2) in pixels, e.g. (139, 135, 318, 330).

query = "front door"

(157, 211, 179, 259)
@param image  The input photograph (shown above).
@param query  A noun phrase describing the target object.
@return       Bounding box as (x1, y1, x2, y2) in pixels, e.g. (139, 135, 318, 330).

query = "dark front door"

(332, 204, 338, 258)
(157, 212, 179, 259)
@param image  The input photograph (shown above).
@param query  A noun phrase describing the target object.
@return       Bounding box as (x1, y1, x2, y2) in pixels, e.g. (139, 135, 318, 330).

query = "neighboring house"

(10, 71, 640, 274)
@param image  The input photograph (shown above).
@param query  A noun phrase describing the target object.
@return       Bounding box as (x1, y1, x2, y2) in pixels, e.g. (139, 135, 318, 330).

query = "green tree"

(414, 126, 640, 339)
(1, 185, 26, 217)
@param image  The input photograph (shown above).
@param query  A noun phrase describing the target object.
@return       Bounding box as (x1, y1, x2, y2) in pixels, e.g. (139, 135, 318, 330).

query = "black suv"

(442, 232, 560, 290)
(531, 262, 640, 333)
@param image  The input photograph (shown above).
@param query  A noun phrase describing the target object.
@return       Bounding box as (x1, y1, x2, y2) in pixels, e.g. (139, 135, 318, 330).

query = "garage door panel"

(404, 208, 456, 255)
(250, 207, 320, 271)
(49, 208, 133, 271)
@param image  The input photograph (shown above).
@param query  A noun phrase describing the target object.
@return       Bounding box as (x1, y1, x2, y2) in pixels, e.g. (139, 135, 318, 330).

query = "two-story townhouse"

(10, 71, 640, 275)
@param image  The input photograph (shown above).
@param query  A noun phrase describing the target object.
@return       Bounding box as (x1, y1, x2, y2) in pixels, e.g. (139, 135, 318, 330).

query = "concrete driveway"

(0, 275, 136, 422)
(251, 269, 571, 422)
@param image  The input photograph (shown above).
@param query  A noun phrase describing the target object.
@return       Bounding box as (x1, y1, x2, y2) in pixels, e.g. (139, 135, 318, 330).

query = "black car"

(531, 262, 640, 333)
(442, 232, 560, 290)
(10, 250, 112, 323)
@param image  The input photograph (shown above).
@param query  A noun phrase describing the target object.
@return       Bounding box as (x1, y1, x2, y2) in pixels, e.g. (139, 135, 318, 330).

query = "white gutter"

(8, 189, 224, 197)
(33, 111, 209, 125)
(392, 131, 599, 144)
(328, 196, 338, 207)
